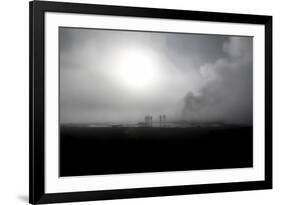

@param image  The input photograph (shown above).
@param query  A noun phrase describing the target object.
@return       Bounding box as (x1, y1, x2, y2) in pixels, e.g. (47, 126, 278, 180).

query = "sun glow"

(115, 48, 158, 90)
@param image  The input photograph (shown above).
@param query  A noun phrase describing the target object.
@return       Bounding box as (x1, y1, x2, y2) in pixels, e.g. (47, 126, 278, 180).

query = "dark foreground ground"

(60, 125, 253, 177)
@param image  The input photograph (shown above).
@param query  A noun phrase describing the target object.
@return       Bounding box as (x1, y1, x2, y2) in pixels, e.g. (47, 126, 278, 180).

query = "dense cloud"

(183, 37, 253, 124)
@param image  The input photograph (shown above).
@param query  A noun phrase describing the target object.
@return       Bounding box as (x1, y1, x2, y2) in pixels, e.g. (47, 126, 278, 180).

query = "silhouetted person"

(145, 116, 148, 127)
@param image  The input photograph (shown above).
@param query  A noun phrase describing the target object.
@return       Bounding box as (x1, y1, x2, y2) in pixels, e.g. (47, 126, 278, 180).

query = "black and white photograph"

(59, 27, 253, 177)
(28, 1, 272, 204)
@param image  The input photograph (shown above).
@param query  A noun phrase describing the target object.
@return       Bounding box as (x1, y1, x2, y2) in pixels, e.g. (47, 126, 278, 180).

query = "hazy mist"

(59, 27, 252, 125)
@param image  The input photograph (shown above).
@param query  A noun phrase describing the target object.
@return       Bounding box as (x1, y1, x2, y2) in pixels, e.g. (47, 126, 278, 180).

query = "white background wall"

(0, 0, 279, 204)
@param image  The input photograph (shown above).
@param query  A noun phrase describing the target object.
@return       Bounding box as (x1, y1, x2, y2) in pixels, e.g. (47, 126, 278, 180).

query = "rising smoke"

(182, 37, 253, 125)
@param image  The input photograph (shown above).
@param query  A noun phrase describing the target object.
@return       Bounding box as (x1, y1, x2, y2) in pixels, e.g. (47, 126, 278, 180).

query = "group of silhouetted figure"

(144, 114, 166, 127)
(144, 116, 153, 127)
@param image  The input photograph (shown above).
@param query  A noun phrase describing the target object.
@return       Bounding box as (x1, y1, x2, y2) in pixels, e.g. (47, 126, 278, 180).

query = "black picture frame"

(29, 1, 272, 204)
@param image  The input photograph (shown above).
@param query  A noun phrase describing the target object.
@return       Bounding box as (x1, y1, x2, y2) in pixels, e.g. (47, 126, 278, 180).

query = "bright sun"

(115, 49, 157, 90)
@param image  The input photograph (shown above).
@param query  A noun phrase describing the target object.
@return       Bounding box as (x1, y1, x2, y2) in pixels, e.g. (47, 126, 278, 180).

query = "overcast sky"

(59, 27, 253, 125)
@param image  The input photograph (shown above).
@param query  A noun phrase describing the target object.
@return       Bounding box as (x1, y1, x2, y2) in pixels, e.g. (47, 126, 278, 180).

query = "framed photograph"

(29, 1, 272, 204)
